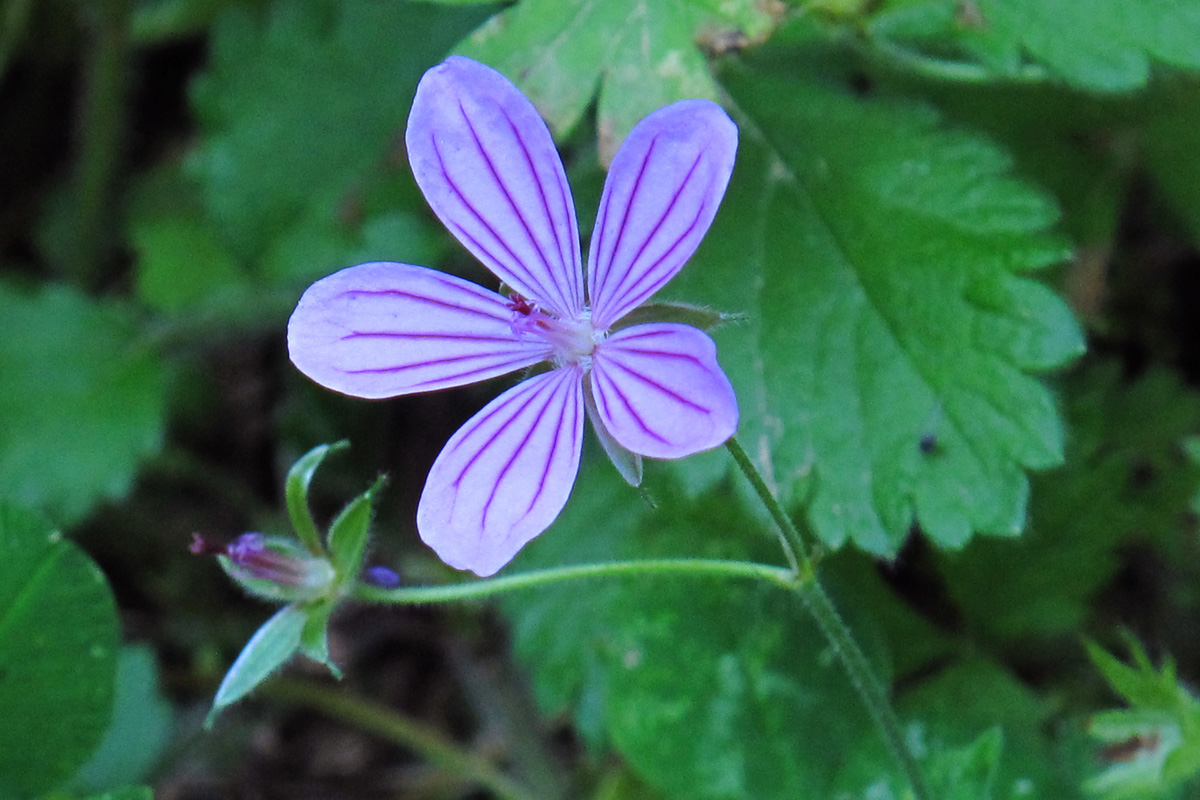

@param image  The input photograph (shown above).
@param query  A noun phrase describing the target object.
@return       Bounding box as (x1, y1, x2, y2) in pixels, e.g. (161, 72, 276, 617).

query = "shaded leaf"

(189, 0, 488, 265)
(0, 505, 119, 799)
(0, 283, 165, 525)
(70, 645, 173, 793)
(871, 0, 1200, 92)
(503, 455, 944, 799)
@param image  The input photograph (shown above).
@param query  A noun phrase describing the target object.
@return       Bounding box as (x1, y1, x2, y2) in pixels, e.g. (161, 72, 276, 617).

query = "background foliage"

(3, 0, 1200, 797)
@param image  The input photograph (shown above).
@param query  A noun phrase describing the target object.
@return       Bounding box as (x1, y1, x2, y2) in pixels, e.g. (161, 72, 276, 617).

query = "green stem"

(724, 437, 932, 800)
(266, 678, 536, 800)
(354, 558, 798, 604)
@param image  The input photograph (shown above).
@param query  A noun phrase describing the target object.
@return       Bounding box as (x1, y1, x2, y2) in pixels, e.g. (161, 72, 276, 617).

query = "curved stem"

(266, 678, 536, 800)
(354, 558, 798, 604)
(724, 437, 932, 800)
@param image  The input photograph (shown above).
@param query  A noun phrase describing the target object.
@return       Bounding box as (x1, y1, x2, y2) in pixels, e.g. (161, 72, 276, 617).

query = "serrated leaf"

(457, 0, 779, 163)
(0, 505, 120, 799)
(189, 0, 489, 263)
(0, 282, 165, 525)
(872, 0, 1200, 92)
(208, 604, 307, 725)
(938, 365, 1200, 642)
(502, 456, 928, 799)
(669, 64, 1083, 555)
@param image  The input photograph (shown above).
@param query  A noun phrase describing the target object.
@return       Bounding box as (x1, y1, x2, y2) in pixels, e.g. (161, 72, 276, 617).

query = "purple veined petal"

(587, 100, 738, 331)
(589, 323, 738, 459)
(417, 368, 585, 577)
(288, 261, 549, 399)
(407, 56, 584, 319)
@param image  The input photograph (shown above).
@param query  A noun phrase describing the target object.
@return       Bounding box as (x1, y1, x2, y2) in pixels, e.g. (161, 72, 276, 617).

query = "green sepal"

(285, 441, 348, 556)
(583, 377, 642, 487)
(206, 604, 307, 728)
(299, 600, 343, 680)
(327, 474, 386, 590)
(613, 301, 742, 333)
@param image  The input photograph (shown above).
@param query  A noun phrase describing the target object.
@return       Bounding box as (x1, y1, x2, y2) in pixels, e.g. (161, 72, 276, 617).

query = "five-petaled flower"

(288, 56, 739, 576)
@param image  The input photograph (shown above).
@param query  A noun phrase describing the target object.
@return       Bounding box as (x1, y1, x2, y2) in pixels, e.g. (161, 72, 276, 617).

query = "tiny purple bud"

(362, 565, 402, 589)
(194, 532, 336, 601)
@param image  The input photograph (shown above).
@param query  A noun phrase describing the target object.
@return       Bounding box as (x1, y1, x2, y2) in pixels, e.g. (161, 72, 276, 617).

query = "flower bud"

(192, 533, 336, 602)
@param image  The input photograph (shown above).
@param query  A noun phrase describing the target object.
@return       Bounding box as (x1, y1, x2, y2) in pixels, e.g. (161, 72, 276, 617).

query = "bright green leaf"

(0, 505, 120, 799)
(0, 283, 165, 524)
(457, 0, 779, 163)
(669, 63, 1083, 554)
(208, 604, 307, 726)
(70, 645, 173, 794)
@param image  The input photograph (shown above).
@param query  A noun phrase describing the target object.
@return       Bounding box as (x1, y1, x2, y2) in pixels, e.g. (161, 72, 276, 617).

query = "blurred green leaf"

(833, 726, 1005, 800)
(670, 63, 1083, 554)
(871, 0, 1200, 92)
(189, 0, 489, 268)
(0, 283, 165, 525)
(0, 505, 119, 799)
(938, 365, 1200, 642)
(891, 656, 1073, 799)
(131, 215, 245, 313)
(1145, 93, 1200, 246)
(457, 0, 779, 163)
(70, 645, 172, 794)
(73, 787, 155, 800)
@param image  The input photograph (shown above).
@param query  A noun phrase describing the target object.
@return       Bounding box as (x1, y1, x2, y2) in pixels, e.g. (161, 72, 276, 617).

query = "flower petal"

(590, 324, 738, 459)
(407, 56, 583, 319)
(417, 368, 585, 576)
(587, 100, 738, 330)
(288, 261, 548, 398)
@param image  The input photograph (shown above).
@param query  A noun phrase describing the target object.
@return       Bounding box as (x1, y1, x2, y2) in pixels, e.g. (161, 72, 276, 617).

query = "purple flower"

(288, 56, 738, 576)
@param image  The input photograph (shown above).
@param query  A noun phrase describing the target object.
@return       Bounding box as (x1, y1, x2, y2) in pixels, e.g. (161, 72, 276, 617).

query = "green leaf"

(938, 365, 1200, 642)
(503, 457, 920, 799)
(0, 283, 165, 524)
(190, 0, 489, 264)
(285, 441, 347, 557)
(893, 657, 1072, 799)
(208, 604, 307, 726)
(70, 645, 173, 794)
(457, 0, 779, 163)
(131, 215, 245, 314)
(871, 0, 1200, 92)
(832, 726, 1005, 800)
(326, 475, 384, 586)
(669, 63, 1083, 555)
(0, 505, 120, 799)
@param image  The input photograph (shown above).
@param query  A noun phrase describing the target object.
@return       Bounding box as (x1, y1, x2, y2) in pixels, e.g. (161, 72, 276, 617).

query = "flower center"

(507, 293, 597, 366)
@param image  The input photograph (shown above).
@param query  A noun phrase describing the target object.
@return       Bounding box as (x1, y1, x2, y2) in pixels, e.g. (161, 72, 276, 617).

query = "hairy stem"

(724, 437, 932, 800)
(354, 558, 798, 604)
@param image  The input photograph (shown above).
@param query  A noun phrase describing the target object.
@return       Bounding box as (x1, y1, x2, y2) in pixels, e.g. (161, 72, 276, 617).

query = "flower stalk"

(725, 436, 933, 800)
